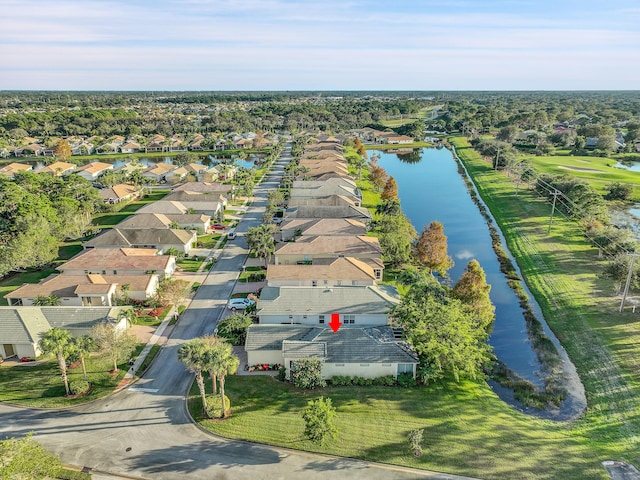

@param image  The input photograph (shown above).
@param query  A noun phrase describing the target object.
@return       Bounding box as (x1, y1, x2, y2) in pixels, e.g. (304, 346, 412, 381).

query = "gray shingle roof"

(245, 325, 417, 364)
(40, 307, 120, 330)
(84, 228, 194, 248)
(0, 308, 49, 343)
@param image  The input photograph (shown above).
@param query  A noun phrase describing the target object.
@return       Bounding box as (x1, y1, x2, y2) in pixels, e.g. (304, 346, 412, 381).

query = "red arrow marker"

(329, 313, 342, 333)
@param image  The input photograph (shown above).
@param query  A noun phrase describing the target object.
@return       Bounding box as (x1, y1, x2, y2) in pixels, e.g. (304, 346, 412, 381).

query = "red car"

(210, 224, 227, 231)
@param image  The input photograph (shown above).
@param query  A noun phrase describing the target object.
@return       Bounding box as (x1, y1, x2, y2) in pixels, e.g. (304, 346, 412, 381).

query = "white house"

(83, 228, 197, 255)
(76, 162, 114, 181)
(244, 325, 418, 380)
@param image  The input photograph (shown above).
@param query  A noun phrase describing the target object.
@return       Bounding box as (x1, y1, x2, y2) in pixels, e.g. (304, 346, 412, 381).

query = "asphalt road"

(0, 146, 476, 480)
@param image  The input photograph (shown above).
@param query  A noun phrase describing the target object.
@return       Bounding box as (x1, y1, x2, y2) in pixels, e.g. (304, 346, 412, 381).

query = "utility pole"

(548, 190, 559, 234)
(620, 252, 639, 313)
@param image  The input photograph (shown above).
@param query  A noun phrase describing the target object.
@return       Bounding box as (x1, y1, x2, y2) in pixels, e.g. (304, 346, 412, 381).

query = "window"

(303, 315, 307, 319)
(374, 269, 382, 280)
(343, 315, 355, 324)
(312, 280, 317, 287)
(113, 270, 117, 274)
(319, 315, 325, 324)
(397, 364, 414, 374)
(337, 280, 342, 286)
(288, 314, 293, 319)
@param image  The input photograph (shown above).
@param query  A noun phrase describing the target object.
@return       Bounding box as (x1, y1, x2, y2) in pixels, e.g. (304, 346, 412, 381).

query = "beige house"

(118, 213, 211, 233)
(255, 284, 398, 326)
(99, 184, 142, 204)
(279, 218, 368, 241)
(0, 162, 32, 178)
(245, 325, 418, 379)
(83, 228, 197, 254)
(0, 307, 129, 360)
(76, 162, 114, 181)
(289, 181, 361, 204)
(284, 205, 372, 224)
(173, 181, 234, 196)
(57, 247, 176, 279)
(4, 273, 159, 307)
(143, 163, 177, 182)
(37, 161, 76, 176)
(274, 235, 381, 265)
(161, 191, 227, 216)
(267, 257, 382, 287)
(288, 195, 360, 208)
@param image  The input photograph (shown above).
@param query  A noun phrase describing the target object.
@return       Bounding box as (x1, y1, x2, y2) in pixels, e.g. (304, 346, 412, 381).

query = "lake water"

(376, 148, 543, 383)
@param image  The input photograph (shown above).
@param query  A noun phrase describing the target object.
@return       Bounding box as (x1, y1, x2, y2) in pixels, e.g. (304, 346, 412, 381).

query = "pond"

(375, 147, 544, 383)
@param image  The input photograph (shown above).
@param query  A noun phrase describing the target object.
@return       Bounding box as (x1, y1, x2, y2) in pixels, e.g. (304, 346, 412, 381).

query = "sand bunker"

(558, 165, 604, 173)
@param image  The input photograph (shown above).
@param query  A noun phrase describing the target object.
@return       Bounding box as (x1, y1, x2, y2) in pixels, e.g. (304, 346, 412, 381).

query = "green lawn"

(0, 267, 58, 306)
(92, 190, 170, 228)
(191, 376, 603, 480)
(524, 152, 640, 199)
(176, 257, 205, 272)
(0, 351, 133, 408)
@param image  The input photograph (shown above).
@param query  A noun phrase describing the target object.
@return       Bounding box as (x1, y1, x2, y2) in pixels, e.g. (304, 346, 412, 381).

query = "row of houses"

(1, 131, 279, 159)
(353, 128, 414, 145)
(244, 138, 418, 380)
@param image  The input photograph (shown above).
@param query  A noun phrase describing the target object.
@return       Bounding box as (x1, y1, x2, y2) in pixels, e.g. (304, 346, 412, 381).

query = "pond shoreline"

(447, 141, 586, 421)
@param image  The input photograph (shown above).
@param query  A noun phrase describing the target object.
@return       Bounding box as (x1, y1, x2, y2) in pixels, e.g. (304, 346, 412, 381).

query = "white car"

(227, 298, 255, 310)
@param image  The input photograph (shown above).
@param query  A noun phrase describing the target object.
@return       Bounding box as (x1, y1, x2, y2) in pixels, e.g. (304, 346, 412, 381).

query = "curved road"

(0, 147, 474, 480)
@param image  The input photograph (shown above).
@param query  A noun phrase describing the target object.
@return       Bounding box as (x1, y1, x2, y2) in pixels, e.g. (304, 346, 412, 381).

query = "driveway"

(0, 146, 476, 480)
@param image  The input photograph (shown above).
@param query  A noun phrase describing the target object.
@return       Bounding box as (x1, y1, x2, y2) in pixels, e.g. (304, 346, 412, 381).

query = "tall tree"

(376, 213, 417, 266)
(91, 323, 137, 373)
(39, 328, 74, 396)
(451, 259, 495, 336)
(415, 221, 453, 276)
(207, 338, 239, 418)
(73, 335, 97, 380)
(369, 164, 388, 191)
(392, 277, 493, 383)
(54, 140, 72, 160)
(178, 338, 209, 416)
(246, 224, 277, 267)
(381, 176, 398, 201)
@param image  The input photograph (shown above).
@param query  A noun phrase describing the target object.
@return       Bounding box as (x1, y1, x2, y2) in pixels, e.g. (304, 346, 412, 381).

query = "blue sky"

(2, 0, 639, 90)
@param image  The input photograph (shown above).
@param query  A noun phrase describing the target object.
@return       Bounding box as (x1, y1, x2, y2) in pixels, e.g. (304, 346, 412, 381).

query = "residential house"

(288, 195, 360, 208)
(266, 257, 382, 287)
(57, 247, 176, 279)
(162, 190, 227, 216)
(135, 200, 191, 215)
(234, 138, 253, 149)
(173, 181, 234, 196)
(4, 273, 159, 307)
(284, 205, 372, 224)
(255, 284, 399, 326)
(290, 180, 361, 202)
(119, 142, 141, 154)
(291, 177, 357, 191)
(0, 162, 32, 178)
(274, 235, 381, 265)
(98, 184, 142, 204)
(279, 218, 368, 241)
(117, 213, 210, 233)
(83, 228, 197, 254)
(143, 163, 178, 182)
(384, 134, 414, 144)
(37, 161, 76, 176)
(245, 325, 418, 380)
(76, 162, 114, 181)
(0, 307, 129, 360)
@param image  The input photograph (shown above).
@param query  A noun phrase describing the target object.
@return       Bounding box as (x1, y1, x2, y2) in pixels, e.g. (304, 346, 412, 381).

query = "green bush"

(290, 358, 326, 389)
(69, 380, 90, 395)
(372, 375, 396, 386)
(330, 375, 352, 386)
(277, 365, 287, 382)
(205, 394, 231, 418)
(397, 372, 416, 388)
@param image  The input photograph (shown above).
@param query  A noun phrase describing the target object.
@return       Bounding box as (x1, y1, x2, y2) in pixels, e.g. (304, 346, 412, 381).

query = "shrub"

(302, 397, 337, 445)
(373, 375, 396, 386)
(408, 428, 424, 457)
(330, 375, 352, 386)
(69, 380, 90, 395)
(397, 372, 416, 388)
(277, 365, 287, 382)
(290, 358, 326, 389)
(205, 394, 231, 418)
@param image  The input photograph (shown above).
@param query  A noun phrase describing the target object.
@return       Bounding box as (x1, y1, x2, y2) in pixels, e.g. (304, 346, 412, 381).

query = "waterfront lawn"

(451, 136, 640, 466)
(192, 375, 604, 480)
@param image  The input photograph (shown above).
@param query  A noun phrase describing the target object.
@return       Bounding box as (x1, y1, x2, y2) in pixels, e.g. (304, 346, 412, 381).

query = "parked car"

(228, 230, 237, 240)
(211, 223, 227, 230)
(272, 217, 283, 225)
(227, 298, 255, 310)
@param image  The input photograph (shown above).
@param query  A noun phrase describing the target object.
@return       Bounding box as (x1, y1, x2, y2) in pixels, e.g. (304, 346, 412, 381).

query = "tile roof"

(77, 162, 113, 174)
(163, 191, 226, 203)
(40, 306, 123, 329)
(99, 184, 140, 201)
(173, 182, 234, 193)
(256, 285, 398, 316)
(58, 247, 169, 272)
(288, 195, 358, 208)
(280, 218, 368, 236)
(135, 201, 189, 215)
(275, 235, 381, 256)
(267, 257, 377, 282)
(84, 228, 195, 248)
(38, 162, 76, 175)
(144, 163, 176, 175)
(4, 274, 154, 299)
(285, 205, 372, 221)
(117, 213, 173, 229)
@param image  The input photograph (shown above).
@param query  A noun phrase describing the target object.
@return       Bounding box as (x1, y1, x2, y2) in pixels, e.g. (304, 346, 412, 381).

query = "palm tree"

(202, 335, 222, 395)
(39, 328, 74, 396)
(208, 340, 239, 418)
(73, 335, 96, 380)
(246, 224, 276, 268)
(178, 338, 209, 417)
(33, 295, 61, 306)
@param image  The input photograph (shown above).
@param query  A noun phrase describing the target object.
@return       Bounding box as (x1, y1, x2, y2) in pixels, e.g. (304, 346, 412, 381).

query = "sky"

(1, 0, 639, 91)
